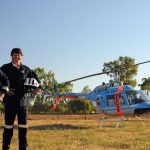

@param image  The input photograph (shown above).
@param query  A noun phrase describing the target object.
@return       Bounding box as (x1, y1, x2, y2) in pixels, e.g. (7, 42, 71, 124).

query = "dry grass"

(0, 115, 150, 150)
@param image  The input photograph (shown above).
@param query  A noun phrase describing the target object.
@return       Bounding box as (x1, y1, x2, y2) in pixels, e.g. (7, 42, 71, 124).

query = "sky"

(0, 0, 150, 92)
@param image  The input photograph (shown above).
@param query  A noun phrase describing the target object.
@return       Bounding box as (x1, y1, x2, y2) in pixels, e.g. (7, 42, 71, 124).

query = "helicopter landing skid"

(99, 115, 127, 128)
(134, 116, 145, 126)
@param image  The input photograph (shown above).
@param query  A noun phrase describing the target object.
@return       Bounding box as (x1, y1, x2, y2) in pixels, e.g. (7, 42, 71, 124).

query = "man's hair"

(11, 48, 23, 56)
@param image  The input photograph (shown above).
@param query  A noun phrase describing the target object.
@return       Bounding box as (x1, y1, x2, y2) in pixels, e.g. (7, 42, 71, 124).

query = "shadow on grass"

(29, 123, 90, 130)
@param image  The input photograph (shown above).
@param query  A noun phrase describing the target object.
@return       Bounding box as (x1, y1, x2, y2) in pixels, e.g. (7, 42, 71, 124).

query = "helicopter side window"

(107, 94, 125, 106)
(126, 91, 146, 105)
(119, 95, 125, 104)
(107, 95, 115, 106)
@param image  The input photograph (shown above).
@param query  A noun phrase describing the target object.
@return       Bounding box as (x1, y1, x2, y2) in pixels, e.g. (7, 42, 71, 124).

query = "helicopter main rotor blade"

(65, 71, 110, 83)
(125, 60, 150, 69)
(64, 60, 150, 83)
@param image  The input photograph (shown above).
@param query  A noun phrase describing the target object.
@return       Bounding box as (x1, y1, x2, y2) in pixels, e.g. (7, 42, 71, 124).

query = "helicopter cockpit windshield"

(126, 90, 150, 105)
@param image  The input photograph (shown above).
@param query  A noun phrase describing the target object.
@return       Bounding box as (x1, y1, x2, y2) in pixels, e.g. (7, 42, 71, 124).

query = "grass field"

(0, 115, 150, 150)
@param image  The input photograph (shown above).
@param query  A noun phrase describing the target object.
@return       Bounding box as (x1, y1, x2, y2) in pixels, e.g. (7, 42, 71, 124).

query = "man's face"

(12, 53, 22, 64)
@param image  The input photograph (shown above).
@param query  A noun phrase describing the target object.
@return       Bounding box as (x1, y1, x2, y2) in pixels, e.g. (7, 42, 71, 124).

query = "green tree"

(102, 56, 138, 87)
(57, 82, 73, 94)
(140, 77, 150, 95)
(34, 67, 73, 95)
(68, 99, 94, 114)
(82, 85, 91, 93)
(57, 100, 69, 113)
(31, 67, 74, 114)
(31, 95, 49, 113)
(34, 67, 55, 94)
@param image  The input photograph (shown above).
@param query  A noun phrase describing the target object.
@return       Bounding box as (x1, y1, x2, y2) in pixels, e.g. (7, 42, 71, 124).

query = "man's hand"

(32, 88, 42, 95)
(6, 88, 15, 96)
(0, 93, 5, 101)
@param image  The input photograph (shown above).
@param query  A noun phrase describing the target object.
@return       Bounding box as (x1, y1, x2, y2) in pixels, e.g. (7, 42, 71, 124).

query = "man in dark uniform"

(1, 48, 42, 150)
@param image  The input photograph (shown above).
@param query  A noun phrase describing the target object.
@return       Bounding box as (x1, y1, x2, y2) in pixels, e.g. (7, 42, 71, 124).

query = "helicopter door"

(95, 97, 102, 113)
(106, 93, 125, 115)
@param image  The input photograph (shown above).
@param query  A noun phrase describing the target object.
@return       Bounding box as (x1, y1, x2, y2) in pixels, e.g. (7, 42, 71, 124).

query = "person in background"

(1, 48, 42, 150)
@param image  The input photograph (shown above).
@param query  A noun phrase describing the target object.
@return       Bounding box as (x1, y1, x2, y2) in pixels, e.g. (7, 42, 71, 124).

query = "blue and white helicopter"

(55, 61, 150, 118)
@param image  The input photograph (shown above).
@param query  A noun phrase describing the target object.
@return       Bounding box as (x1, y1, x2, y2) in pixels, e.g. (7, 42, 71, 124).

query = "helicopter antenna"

(64, 60, 150, 83)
